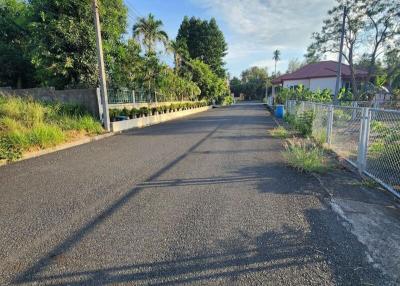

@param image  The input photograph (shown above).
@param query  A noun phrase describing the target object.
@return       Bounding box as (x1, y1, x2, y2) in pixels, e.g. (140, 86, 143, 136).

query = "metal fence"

(108, 88, 156, 104)
(108, 88, 195, 104)
(286, 100, 400, 198)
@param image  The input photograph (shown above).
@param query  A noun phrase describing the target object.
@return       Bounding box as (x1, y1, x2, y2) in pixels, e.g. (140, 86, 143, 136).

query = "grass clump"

(283, 138, 332, 173)
(0, 96, 103, 161)
(269, 126, 289, 139)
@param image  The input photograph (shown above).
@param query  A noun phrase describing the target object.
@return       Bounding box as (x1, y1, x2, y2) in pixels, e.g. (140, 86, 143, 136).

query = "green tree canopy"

(188, 59, 229, 103)
(0, 0, 36, 88)
(177, 16, 227, 78)
(29, 0, 127, 89)
(240, 66, 269, 100)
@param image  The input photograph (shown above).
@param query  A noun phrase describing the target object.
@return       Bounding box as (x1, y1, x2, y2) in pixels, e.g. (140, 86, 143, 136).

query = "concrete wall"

(0, 88, 102, 119)
(111, 106, 211, 132)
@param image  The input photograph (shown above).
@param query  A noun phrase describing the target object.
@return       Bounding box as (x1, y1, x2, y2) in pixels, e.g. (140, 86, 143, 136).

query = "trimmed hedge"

(109, 101, 208, 122)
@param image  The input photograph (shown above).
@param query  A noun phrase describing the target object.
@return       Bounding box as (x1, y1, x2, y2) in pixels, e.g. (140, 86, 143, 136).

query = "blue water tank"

(275, 105, 285, 118)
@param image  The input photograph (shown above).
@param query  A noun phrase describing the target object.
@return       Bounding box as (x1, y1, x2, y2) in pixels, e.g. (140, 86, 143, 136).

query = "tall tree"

(0, 0, 35, 88)
(304, 43, 322, 64)
(272, 49, 281, 75)
(361, 0, 400, 82)
(176, 16, 227, 78)
(287, 58, 304, 73)
(309, 0, 365, 97)
(229, 76, 242, 97)
(29, 0, 128, 89)
(133, 13, 168, 54)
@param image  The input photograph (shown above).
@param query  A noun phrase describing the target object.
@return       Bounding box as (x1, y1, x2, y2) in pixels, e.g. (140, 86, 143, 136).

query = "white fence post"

(131, 90, 136, 104)
(326, 105, 334, 145)
(351, 102, 357, 120)
(357, 107, 370, 173)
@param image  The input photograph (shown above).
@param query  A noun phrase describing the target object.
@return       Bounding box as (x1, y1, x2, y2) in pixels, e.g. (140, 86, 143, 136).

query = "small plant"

(156, 106, 164, 114)
(109, 109, 119, 122)
(269, 126, 289, 139)
(129, 108, 138, 119)
(283, 138, 332, 173)
(169, 103, 176, 112)
(121, 108, 130, 117)
(139, 107, 149, 117)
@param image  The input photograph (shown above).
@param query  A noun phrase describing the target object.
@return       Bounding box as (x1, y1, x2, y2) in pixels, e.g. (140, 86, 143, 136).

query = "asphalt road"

(0, 104, 389, 285)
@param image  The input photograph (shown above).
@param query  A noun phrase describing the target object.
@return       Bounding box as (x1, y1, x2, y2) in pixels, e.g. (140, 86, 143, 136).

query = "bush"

(129, 108, 138, 119)
(295, 111, 315, 136)
(222, 95, 234, 106)
(283, 139, 332, 173)
(139, 107, 149, 117)
(109, 109, 120, 122)
(121, 108, 130, 117)
(284, 111, 315, 137)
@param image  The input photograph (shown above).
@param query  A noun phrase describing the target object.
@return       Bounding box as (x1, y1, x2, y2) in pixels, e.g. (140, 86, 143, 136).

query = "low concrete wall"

(0, 88, 102, 119)
(111, 106, 211, 132)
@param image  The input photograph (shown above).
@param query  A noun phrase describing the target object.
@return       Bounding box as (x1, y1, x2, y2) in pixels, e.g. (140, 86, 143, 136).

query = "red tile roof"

(271, 61, 368, 84)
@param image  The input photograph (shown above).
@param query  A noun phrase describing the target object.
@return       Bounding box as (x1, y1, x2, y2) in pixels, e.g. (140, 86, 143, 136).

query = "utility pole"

(92, 0, 110, 131)
(334, 5, 347, 104)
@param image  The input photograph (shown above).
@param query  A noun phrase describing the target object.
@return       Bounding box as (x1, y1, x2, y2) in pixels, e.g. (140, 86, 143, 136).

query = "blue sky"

(124, 0, 336, 77)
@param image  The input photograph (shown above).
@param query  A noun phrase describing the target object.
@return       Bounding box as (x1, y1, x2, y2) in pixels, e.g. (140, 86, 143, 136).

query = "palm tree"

(133, 13, 169, 54)
(272, 49, 281, 76)
(167, 39, 189, 74)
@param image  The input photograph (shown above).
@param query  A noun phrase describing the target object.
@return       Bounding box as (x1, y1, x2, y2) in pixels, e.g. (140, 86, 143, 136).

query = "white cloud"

(191, 0, 336, 74)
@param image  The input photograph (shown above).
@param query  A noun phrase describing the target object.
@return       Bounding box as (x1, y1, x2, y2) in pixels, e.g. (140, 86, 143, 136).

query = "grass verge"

(282, 138, 333, 173)
(0, 95, 103, 162)
(269, 126, 290, 139)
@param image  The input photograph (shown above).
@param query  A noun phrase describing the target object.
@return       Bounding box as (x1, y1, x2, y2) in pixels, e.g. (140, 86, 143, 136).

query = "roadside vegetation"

(1, 1, 231, 105)
(269, 126, 289, 139)
(283, 139, 332, 173)
(0, 95, 103, 161)
(267, 105, 333, 174)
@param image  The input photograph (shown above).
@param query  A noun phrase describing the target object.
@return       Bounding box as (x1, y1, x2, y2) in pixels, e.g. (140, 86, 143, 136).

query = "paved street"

(0, 104, 394, 285)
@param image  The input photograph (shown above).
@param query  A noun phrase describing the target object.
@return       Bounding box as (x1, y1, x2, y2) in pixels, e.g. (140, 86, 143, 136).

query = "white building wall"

(309, 77, 338, 93)
(283, 79, 310, 89)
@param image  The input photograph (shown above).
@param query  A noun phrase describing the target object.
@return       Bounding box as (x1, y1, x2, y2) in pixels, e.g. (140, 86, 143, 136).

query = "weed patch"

(269, 126, 289, 139)
(283, 138, 332, 173)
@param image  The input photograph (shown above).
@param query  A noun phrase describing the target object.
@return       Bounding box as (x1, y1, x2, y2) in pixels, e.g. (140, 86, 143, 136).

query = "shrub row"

(109, 101, 208, 122)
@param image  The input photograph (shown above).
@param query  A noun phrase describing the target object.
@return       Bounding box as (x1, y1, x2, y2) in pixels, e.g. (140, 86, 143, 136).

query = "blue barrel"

(275, 105, 285, 118)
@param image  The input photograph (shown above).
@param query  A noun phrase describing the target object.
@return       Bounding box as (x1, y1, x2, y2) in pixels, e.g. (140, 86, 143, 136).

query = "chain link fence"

(285, 100, 400, 198)
(108, 88, 196, 104)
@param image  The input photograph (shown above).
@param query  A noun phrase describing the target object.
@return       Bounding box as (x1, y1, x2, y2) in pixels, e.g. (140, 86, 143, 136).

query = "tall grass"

(0, 96, 103, 161)
(269, 126, 289, 139)
(283, 139, 332, 173)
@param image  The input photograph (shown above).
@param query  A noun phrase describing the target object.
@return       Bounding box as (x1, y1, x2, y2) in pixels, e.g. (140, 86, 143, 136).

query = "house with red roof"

(270, 61, 368, 97)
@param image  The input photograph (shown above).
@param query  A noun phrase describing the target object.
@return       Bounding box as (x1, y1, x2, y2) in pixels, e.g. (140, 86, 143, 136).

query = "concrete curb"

(0, 132, 116, 167)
